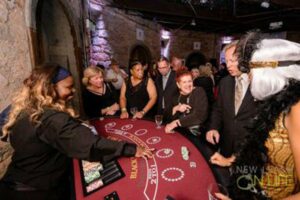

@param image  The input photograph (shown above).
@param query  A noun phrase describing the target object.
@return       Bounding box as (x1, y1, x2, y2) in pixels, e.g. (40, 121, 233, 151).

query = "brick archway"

(129, 44, 152, 67)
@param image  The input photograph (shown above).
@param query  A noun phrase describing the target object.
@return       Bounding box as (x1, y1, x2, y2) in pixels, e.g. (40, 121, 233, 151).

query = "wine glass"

(130, 107, 138, 121)
(207, 183, 229, 200)
(155, 115, 163, 129)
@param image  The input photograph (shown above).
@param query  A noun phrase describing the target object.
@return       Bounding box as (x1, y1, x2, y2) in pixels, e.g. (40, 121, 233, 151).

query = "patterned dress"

(261, 114, 300, 199)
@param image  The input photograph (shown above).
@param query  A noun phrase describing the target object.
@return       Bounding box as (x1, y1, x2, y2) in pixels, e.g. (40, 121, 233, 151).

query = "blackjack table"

(73, 117, 217, 200)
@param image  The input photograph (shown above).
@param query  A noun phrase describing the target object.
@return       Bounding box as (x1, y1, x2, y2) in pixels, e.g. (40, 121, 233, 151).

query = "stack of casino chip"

(86, 179, 104, 192)
(181, 146, 189, 161)
(82, 161, 103, 184)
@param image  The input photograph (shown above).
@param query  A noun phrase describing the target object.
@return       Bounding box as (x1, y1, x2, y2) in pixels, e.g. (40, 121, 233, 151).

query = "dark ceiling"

(110, 0, 300, 34)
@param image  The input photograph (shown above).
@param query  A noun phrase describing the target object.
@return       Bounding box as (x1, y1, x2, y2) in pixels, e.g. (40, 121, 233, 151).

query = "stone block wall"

(89, 0, 220, 68)
(0, 0, 32, 110)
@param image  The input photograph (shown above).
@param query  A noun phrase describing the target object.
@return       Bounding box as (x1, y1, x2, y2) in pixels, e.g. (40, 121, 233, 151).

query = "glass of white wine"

(155, 115, 163, 129)
(130, 107, 138, 121)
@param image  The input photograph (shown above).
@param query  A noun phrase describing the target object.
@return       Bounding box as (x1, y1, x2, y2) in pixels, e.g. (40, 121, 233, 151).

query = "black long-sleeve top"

(171, 87, 208, 127)
(2, 109, 136, 190)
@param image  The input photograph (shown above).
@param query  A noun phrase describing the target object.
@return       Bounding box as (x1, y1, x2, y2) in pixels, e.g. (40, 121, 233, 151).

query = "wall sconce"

(190, 19, 196, 26)
(261, 0, 270, 8)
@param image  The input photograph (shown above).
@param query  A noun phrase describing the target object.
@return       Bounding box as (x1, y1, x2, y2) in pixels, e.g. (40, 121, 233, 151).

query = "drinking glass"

(155, 115, 163, 129)
(130, 107, 138, 121)
(208, 183, 229, 200)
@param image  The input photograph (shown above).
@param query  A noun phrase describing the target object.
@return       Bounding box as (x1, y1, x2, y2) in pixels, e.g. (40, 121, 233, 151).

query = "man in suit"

(155, 57, 179, 123)
(205, 41, 259, 185)
(171, 56, 188, 72)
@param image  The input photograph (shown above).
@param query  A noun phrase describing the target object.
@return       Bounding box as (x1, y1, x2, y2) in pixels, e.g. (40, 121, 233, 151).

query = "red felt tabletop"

(73, 118, 217, 200)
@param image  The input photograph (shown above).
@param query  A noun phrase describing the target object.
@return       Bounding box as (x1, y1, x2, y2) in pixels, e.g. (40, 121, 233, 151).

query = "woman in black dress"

(120, 61, 157, 119)
(82, 66, 119, 118)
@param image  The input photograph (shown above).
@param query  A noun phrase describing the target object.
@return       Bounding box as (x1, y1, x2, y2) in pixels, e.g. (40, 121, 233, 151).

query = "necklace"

(88, 84, 106, 96)
(178, 93, 191, 115)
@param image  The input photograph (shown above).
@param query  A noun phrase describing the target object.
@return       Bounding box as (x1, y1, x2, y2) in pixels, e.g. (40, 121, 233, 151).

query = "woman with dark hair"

(120, 61, 157, 119)
(0, 64, 153, 200)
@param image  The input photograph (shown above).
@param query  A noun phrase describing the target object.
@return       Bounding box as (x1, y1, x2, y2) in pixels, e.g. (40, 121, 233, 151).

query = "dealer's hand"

(135, 146, 155, 158)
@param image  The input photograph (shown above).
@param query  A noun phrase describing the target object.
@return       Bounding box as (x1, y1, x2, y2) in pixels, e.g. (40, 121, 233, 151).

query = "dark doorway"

(129, 44, 152, 66)
(185, 52, 206, 70)
(35, 0, 82, 111)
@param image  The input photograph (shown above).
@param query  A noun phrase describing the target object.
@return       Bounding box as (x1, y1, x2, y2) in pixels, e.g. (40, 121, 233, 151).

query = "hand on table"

(135, 146, 155, 159)
(120, 111, 129, 119)
(110, 103, 119, 111)
(206, 130, 220, 145)
(106, 110, 116, 116)
(210, 152, 235, 167)
(165, 120, 178, 134)
(133, 111, 144, 119)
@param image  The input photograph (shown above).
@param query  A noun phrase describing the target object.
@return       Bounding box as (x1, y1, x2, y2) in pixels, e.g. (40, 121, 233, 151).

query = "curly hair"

(229, 80, 300, 199)
(2, 64, 76, 138)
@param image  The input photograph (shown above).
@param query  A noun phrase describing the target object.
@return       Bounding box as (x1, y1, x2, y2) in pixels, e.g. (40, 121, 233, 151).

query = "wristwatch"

(141, 110, 146, 115)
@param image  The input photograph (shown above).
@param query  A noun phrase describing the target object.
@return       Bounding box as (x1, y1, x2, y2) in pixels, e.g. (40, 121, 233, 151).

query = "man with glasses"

(155, 57, 179, 123)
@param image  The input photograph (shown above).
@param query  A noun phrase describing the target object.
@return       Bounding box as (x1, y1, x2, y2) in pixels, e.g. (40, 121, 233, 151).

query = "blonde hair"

(82, 66, 104, 86)
(199, 65, 213, 77)
(223, 40, 239, 53)
(2, 65, 76, 138)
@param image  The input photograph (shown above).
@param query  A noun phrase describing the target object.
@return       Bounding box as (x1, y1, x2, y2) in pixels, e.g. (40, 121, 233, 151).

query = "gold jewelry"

(121, 108, 127, 113)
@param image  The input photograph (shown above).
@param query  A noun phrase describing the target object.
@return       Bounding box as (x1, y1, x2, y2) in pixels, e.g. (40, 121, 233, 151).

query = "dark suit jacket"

(155, 70, 179, 123)
(208, 75, 259, 157)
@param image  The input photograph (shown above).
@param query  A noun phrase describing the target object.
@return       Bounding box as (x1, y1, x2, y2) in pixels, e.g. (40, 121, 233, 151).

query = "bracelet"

(141, 110, 146, 115)
(121, 108, 127, 113)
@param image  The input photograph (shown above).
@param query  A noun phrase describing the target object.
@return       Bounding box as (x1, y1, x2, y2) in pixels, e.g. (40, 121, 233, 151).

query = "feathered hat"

(236, 32, 300, 73)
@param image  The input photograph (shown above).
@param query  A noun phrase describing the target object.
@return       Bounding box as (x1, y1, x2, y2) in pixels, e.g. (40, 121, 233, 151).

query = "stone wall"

(170, 30, 220, 61)
(89, 1, 161, 68)
(0, 0, 32, 110)
(0, 0, 85, 111)
(89, 0, 220, 68)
